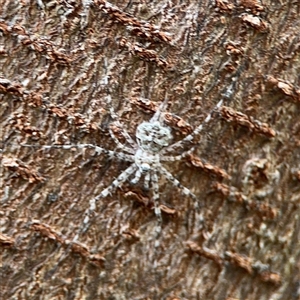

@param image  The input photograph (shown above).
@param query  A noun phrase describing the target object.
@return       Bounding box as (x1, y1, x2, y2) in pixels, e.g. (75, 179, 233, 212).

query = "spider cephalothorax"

(133, 121, 172, 175)
(136, 121, 172, 152)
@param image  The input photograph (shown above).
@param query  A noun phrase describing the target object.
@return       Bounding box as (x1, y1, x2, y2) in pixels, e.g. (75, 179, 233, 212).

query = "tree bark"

(1, 1, 299, 299)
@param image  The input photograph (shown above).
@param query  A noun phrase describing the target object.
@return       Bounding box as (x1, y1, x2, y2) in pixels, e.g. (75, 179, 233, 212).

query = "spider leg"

(144, 172, 151, 190)
(102, 61, 137, 149)
(106, 94, 137, 149)
(48, 163, 137, 276)
(159, 165, 199, 209)
(21, 143, 135, 162)
(130, 168, 142, 184)
(150, 94, 169, 123)
(162, 99, 223, 154)
(109, 115, 137, 149)
(160, 145, 199, 162)
(108, 125, 135, 154)
(151, 170, 162, 248)
(131, 169, 152, 188)
(160, 154, 185, 162)
(75, 163, 137, 238)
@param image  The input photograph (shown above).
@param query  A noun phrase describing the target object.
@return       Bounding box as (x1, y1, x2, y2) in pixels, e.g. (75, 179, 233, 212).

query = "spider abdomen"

(134, 149, 160, 173)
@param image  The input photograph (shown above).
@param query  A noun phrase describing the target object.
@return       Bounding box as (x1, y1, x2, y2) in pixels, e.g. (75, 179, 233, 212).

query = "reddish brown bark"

(1, 1, 299, 299)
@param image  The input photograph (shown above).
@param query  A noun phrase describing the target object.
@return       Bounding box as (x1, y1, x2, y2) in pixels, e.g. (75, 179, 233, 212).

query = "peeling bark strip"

(241, 13, 269, 31)
(0, 20, 73, 64)
(124, 191, 177, 215)
(216, 0, 264, 12)
(31, 221, 105, 267)
(2, 157, 45, 183)
(220, 106, 276, 137)
(119, 38, 168, 68)
(188, 154, 230, 179)
(186, 242, 281, 285)
(94, 0, 172, 44)
(0, 75, 97, 132)
(163, 112, 194, 135)
(5, 113, 42, 139)
(267, 75, 300, 103)
(0, 233, 15, 248)
(0, 77, 24, 95)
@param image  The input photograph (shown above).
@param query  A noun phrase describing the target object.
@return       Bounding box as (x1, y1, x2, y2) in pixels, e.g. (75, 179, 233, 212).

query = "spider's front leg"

(162, 99, 223, 155)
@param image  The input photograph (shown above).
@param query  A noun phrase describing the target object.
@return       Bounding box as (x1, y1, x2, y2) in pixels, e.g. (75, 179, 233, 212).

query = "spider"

(32, 96, 223, 250)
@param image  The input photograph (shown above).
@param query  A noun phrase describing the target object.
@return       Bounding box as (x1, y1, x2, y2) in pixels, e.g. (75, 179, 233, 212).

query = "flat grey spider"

(34, 97, 223, 247)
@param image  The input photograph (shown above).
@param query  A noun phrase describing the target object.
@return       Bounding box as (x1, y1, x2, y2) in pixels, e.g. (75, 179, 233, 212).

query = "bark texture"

(1, 1, 300, 299)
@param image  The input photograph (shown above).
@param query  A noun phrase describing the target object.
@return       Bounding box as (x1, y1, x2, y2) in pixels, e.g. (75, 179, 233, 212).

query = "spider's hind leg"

(144, 172, 151, 190)
(151, 170, 163, 248)
(49, 163, 138, 275)
(159, 165, 199, 209)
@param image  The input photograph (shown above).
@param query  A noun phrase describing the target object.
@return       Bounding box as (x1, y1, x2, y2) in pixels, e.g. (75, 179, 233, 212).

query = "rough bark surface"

(1, 1, 299, 299)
